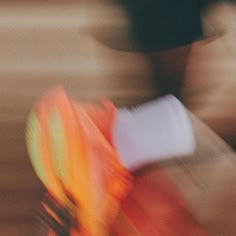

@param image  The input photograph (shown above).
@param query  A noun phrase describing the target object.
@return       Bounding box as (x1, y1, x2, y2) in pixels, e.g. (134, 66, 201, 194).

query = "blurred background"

(0, 0, 235, 235)
(0, 1, 155, 235)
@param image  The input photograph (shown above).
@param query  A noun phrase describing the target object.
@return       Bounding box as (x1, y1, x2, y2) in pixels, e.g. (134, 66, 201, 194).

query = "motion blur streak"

(0, 1, 235, 236)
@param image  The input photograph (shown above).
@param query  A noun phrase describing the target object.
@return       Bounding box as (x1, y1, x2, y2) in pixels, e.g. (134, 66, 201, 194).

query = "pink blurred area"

(184, 35, 236, 148)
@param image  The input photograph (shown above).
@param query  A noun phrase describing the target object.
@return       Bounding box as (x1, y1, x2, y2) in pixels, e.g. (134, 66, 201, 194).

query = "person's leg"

(183, 35, 236, 149)
(163, 113, 236, 236)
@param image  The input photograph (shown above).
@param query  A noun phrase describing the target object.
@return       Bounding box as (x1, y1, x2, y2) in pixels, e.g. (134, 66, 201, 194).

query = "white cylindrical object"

(113, 95, 196, 170)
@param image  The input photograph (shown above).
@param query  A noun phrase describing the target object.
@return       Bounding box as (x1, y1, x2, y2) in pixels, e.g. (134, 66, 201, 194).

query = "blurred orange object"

(27, 87, 211, 236)
(26, 87, 132, 236)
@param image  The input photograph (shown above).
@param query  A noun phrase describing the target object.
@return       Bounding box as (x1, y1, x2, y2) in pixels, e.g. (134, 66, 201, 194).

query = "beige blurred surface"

(0, 1, 236, 236)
